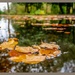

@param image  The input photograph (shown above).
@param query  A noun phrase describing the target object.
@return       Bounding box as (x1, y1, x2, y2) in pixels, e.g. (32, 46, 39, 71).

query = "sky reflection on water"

(0, 18, 15, 42)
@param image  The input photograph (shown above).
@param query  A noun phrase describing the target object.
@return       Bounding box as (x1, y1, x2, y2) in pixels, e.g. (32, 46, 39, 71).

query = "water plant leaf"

(0, 38, 18, 50)
(39, 42, 60, 50)
(15, 46, 39, 53)
(9, 54, 26, 62)
(8, 50, 25, 57)
(9, 54, 46, 64)
(22, 55, 46, 64)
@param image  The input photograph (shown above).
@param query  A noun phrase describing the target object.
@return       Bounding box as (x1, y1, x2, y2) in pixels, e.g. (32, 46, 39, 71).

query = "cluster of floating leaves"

(0, 38, 61, 64)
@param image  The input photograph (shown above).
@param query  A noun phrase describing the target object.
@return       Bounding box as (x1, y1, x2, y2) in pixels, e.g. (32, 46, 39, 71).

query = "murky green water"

(0, 17, 75, 73)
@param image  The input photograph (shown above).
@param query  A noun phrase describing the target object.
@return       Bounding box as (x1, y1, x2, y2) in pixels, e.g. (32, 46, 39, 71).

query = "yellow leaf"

(9, 54, 26, 62)
(9, 54, 46, 64)
(32, 45, 41, 49)
(53, 50, 61, 56)
(39, 43, 59, 50)
(15, 46, 38, 53)
(0, 38, 18, 50)
(22, 55, 46, 64)
(8, 38, 18, 42)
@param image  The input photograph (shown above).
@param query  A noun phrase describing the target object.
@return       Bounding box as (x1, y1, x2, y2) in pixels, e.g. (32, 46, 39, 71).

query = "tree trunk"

(7, 2, 10, 14)
(59, 3, 64, 14)
(24, 3, 30, 13)
(7, 2, 10, 38)
(66, 4, 70, 14)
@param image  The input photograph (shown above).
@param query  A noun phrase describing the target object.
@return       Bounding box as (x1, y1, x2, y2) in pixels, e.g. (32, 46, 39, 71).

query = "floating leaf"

(39, 49, 56, 55)
(57, 31, 63, 33)
(15, 46, 39, 53)
(39, 42, 59, 50)
(39, 49, 61, 59)
(22, 55, 46, 64)
(32, 45, 41, 49)
(9, 54, 46, 64)
(53, 50, 61, 56)
(64, 32, 70, 34)
(9, 54, 26, 62)
(8, 38, 18, 42)
(56, 28, 65, 31)
(0, 46, 2, 50)
(2, 41, 61, 64)
(8, 50, 25, 57)
(0, 38, 18, 50)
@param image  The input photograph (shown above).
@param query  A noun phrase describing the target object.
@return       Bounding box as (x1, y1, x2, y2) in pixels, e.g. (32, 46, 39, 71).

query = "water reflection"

(0, 18, 75, 73)
(61, 60, 75, 72)
(0, 18, 15, 42)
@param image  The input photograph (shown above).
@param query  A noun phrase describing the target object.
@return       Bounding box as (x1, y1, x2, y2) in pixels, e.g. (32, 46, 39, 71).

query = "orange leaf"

(8, 50, 25, 57)
(39, 49, 61, 59)
(39, 49, 56, 55)
(9, 54, 26, 62)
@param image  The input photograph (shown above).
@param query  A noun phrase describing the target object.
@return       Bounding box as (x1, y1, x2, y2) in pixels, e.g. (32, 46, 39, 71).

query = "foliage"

(12, 21, 58, 46)
(35, 9, 45, 15)
(0, 10, 5, 14)
(57, 40, 75, 61)
(51, 4, 60, 14)
(0, 3, 74, 15)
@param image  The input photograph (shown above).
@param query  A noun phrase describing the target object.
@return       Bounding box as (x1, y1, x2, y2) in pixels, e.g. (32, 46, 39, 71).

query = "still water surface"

(0, 18, 75, 73)
(0, 18, 15, 42)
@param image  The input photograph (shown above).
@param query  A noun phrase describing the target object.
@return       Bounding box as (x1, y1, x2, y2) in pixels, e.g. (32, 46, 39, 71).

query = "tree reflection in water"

(0, 18, 75, 73)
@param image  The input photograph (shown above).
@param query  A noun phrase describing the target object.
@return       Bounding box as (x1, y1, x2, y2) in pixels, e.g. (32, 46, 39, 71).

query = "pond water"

(0, 18, 15, 42)
(0, 17, 75, 73)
